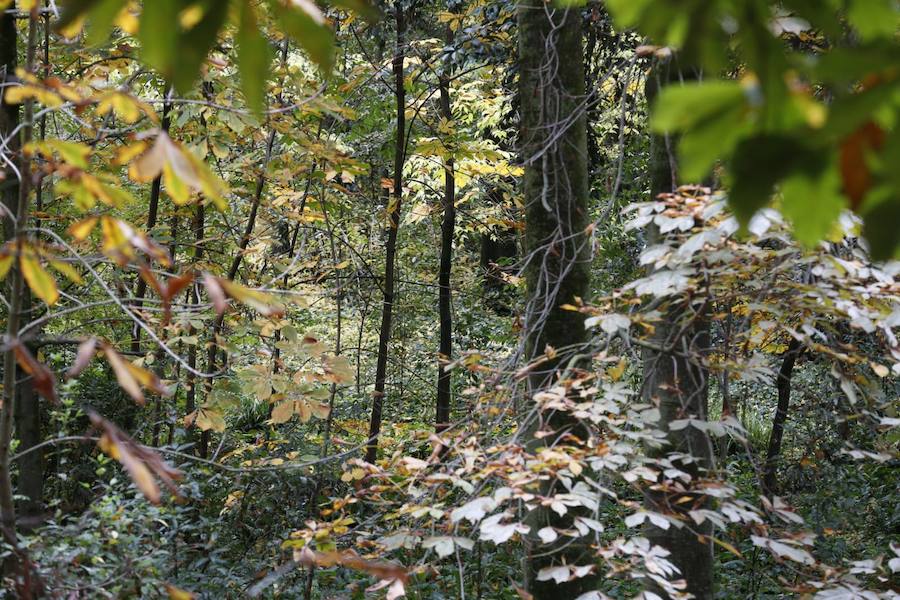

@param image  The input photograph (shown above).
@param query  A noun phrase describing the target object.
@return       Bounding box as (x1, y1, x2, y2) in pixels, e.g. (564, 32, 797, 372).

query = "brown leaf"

(102, 344, 171, 405)
(140, 266, 164, 298)
(89, 411, 182, 504)
(67, 337, 97, 379)
(203, 272, 228, 315)
(839, 121, 885, 210)
(296, 550, 408, 584)
(103, 345, 144, 404)
(11, 340, 58, 403)
(163, 271, 194, 303)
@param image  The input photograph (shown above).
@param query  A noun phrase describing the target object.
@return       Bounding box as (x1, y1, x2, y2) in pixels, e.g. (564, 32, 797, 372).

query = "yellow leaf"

(98, 432, 159, 503)
(68, 216, 98, 240)
(20, 252, 59, 305)
(0, 253, 12, 280)
(163, 162, 190, 204)
(49, 259, 83, 284)
(270, 400, 294, 424)
(194, 408, 226, 432)
(218, 279, 284, 317)
(96, 91, 144, 124)
(115, 8, 139, 35)
(115, 141, 149, 165)
(124, 360, 171, 397)
(4, 84, 62, 107)
(165, 584, 196, 600)
(100, 216, 133, 263)
(104, 345, 144, 405)
(608, 357, 627, 382)
(870, 362, 889, 378)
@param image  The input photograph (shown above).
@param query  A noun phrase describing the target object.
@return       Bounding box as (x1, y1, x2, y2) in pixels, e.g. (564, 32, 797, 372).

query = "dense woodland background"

(0, 0, 898, 598)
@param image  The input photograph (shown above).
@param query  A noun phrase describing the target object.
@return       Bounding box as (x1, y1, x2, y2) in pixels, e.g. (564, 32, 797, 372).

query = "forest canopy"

(0, 0, 898, 599)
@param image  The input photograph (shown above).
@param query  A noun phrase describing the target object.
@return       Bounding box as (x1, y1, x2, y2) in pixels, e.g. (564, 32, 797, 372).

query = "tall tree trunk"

(184, 203, 204, 444)
(365, 5, 406, 464)
(435, 29, 455, 433)
(518, 2, 594, 598)
(126, 89, 171, 434)
(641, 58, 714, 600)
(131, 88, 172, 353)
(762, 338, 801, 496)
(1, 5, 38, 557)
(13, 5, 54, 517)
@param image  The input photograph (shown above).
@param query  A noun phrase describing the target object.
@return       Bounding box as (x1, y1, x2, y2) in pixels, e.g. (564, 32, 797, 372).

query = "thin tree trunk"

(12, 5, 51, 518)
(762, 338, 801, 496)
(365, 5, 406, 464)
(518, 2, 594, 597)
(641, 57, 714, 600)
(131, 88, 172, 353)
(126, 89, 172, 436)
(1, 6, 38, 555)
(184, 203, 204, 446)
(435, 30, 455, 433)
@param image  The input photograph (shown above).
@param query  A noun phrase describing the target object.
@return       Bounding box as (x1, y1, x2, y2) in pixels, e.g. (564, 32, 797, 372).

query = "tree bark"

(1, 5, 38, 557)
(365, 5, 406, 464)
(435, 28, 455, 433)
(641, 58, 714, 600)
(0, 7, 42, 520)
(518, 2, 595, 597)
(125, 90, 172, 436)
(762, 338, 801, 496)
(184, 203, 204, 441)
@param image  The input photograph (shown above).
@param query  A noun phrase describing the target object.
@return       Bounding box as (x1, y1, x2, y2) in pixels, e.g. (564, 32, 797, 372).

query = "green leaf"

(728, 134, 825, 226)
(170, 0, 229, 93)
(46, 139, 92, 169)
(780, 166, 846, 247)
(84, 0, 127, 46)
(651, 81, 746, 133)
(237, 1, 272, 114)
(847, 0, 899, 41)
(56, 0, 108, 30)
(677, 105, 752, 183)
(138, 0, 178, 76)
(604, 0, 654, 28)
(269, 0, 335, 73)
(861, 197, 900, 261)
(326, 0, 380, 22)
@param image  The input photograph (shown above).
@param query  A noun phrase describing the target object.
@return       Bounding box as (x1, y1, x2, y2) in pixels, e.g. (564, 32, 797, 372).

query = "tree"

(435, 21, 455, 433)
(518, 0, 596, 596)
(366, 1, 408, 464)
(639, 57, 715, 600)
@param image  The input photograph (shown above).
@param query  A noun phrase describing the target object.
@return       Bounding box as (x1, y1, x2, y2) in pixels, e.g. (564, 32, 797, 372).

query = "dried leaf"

(218, 278, 284, 317)
(203, 272, 228, 315)
(67, 338, 98, 379)
(89, 410, 182, 504)
(12, 340, 58, 403)
(102, 344, 170, 405)
(296, 549, 408, 584)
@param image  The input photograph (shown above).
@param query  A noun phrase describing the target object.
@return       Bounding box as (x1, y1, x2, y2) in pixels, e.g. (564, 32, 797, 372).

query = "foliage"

(0, 0, 897, 599)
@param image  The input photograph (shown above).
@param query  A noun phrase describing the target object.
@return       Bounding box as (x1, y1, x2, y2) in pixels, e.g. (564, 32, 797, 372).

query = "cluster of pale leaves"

(289, 189, 899, 599)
